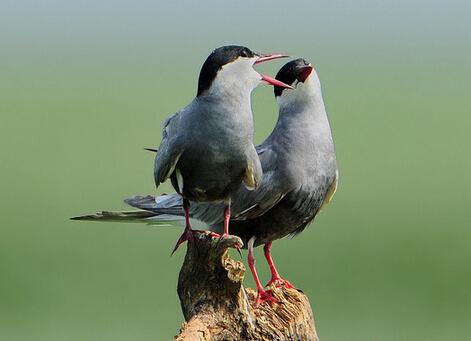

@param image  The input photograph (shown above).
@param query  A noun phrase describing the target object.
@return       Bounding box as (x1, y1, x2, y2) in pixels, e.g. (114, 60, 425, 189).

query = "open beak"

(261, 74, 294, 89)
(298, 65, 313, 83)
(253, 53, 290, 65)
(253, 53, 293, 89)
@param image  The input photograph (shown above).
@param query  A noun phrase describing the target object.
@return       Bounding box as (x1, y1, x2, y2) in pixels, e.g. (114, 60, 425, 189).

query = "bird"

(73, 58, 338, 306)
(135, 46, 291, 254)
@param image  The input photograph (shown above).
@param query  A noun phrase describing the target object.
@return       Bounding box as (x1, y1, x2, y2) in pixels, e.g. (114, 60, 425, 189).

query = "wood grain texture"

(175, 231, 318, 341)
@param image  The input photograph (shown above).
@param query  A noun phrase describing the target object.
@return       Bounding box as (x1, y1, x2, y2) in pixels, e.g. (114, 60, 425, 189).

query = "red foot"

(267, 277, 295, 290)
(263, 242, 295, 289)
(194, 229, 219, 238)
(172, 199, 197, 255)
(171, 227, 196, 255)
(248, 238, 281, 307)
(254, 288, 280, 307)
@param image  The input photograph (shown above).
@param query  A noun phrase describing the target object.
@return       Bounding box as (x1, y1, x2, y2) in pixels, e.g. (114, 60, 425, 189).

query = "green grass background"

(1, 1, 470, 340)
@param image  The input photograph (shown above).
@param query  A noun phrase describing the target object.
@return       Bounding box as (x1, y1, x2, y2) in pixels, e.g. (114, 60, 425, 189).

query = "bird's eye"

(241, 49, 249, 57)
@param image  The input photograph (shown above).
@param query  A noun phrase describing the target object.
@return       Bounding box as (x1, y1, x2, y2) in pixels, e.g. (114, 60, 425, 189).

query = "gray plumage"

(71, 58, 338, 304)
(148, 46, 291, 250)
(122, 58, 338, 248)
(154, 46, 267, 205)
(72, 46, 292, 234)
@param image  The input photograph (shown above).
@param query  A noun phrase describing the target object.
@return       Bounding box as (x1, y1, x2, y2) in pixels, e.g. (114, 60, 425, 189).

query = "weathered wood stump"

(175, 231, 319, 341)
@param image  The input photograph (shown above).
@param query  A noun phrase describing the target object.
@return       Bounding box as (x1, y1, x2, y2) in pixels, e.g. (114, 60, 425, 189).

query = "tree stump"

(175, 231, 319, 341)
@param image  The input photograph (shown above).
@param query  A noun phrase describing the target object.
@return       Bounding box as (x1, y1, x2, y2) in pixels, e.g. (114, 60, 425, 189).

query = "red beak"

(261, 74, 294, 89)
(253, 53, 290, 65)
(298, 65, 313, 83)
(252, 53, 293, 89)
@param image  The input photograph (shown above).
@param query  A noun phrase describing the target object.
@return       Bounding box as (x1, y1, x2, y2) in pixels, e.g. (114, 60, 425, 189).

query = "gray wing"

(125, 194, 184, 216)
(189, 145, 287, 224)
(153, 113, 183, 186)
(231, 145, 287, 219)
(241, 144, 263, 191)
(125, 145, 287, 226)
(126, 193, 223, 226)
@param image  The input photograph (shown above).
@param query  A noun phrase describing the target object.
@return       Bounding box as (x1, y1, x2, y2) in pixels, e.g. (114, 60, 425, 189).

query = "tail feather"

(71, 191, 218, 231)
(70, 210, 158, 222)
(71, 208, 197, 228)
(124, 194, 184, 215)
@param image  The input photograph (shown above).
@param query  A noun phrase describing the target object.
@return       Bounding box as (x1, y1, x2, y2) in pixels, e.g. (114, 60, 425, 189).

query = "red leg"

(218, 203, 240, 253)
(247, 238, 279, 307)
(222, 204, 231, 236)
(171, 199, 195, 255)
(264, 242, 295, 289)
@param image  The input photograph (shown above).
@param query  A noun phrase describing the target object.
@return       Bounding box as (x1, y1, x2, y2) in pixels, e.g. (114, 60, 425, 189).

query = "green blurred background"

(1, 1, 470, 340)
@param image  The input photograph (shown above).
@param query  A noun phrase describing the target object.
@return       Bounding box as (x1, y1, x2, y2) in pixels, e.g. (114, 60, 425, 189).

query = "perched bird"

(147, 46, 291, 253)
(73, 58, 338, 306)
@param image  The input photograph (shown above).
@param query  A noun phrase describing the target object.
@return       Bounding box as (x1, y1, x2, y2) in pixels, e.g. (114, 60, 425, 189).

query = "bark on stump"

(175, 231, 319, 341)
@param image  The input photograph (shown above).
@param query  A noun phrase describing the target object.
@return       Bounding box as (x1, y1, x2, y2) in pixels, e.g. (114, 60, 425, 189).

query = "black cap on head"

(274, 58, 312, 97)
(197, 46, 257, 97)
